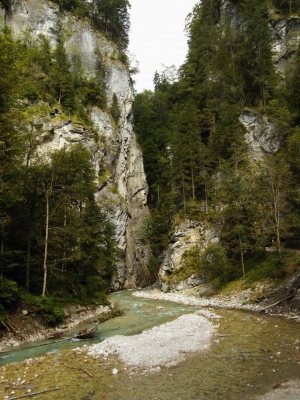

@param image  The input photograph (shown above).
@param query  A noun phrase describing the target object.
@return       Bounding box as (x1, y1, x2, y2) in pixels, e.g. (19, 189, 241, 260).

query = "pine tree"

(51, 23, 75, 110)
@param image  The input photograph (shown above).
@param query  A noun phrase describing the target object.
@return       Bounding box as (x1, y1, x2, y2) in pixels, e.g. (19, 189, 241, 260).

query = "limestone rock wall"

(221, 0, 300, 76)
(1, 0, 151, 289)
(220, 1, 300, 159)
(239, 110, 282, 159)
(158, 221, 220, 293)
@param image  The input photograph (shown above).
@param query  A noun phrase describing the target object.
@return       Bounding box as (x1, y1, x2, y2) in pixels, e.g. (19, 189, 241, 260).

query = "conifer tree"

(51, 23, 75, 110)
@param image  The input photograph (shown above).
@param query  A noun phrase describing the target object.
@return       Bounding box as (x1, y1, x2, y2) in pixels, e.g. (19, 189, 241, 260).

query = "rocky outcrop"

(2, 0, 151, 289)
(220, 1, 300, 76)
(269, 15, 300, 75)
(158, 221, 220, 293)
(239, 110, 282, 159)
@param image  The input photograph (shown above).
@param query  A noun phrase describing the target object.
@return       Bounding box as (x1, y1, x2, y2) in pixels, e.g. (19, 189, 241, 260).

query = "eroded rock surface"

(1, 0, 151, 289)
(158, 220, 220, 292)
(240, 110, 282, 159)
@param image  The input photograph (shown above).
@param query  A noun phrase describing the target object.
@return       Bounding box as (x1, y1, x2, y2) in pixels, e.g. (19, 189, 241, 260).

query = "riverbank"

(0, 302, 113, 352)
(132, 274, 300, 321)
(1, 273, 300, 351)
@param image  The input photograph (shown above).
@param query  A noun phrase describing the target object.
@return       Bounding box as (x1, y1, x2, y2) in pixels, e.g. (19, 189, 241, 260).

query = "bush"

(22, 294, 64, 325)
(0, 278, 19, 306)
(200, 243, 231, 285)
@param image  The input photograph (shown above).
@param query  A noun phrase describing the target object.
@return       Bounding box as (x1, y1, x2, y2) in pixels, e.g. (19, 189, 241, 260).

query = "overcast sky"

(128, 0, 197, 93)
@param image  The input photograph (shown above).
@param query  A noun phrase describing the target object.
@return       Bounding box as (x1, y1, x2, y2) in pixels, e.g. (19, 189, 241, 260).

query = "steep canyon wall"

(0, 0, 151, 289)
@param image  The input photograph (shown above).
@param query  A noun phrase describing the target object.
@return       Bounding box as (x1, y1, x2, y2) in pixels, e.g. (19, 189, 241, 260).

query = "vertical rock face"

(2, 0, 151, 289)
(158, 221, 220, 293)
(220, 0, 300, 76)
(239, 110, 282, 159)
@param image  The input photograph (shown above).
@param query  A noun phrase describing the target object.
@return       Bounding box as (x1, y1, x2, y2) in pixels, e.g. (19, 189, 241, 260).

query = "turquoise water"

(0, 290, 197, 366)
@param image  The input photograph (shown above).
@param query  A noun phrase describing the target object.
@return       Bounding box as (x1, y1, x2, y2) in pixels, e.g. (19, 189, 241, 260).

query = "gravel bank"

(132, 288, 261, 311)
(0, 304, 111, 352)
(77, 312, 215, 370)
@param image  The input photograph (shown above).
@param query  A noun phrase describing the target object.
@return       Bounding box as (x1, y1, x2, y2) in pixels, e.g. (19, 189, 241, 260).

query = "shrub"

(22, 294, 64, 325)
(0, 278, 19, 306)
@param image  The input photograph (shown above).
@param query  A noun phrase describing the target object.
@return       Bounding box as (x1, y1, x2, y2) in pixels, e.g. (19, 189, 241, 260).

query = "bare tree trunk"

(238, 232, 245, 278)
(190, 161, 195, 200)
(271, 181, 282, 261)
(26, 241, 31, 291)
(42, 175, 53, 297)
(42, 192, 49, 297)
(62, 203, 67, 277)
(182, 176, 186, 218)
(204, 183, 209, 215)
(262, 82, 266, 113)
(0, 224, 3, 290)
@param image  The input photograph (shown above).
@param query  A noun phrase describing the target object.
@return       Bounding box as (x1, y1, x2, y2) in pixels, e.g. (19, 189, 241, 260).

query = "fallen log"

(273, 379, 289, 389)
(259, 294, 293, 312)
(3, 318, 27, 341)
(74, 320, 101, 339)
(9, 387, 59, 399)
(68, 367, 93, 377)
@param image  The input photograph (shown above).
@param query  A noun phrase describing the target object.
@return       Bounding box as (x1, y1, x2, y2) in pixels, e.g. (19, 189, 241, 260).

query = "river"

(0, 290, 300, 399)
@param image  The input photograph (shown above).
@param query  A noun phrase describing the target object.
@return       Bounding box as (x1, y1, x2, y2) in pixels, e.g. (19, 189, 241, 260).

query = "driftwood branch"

(259, 294, 293, 312)
(68, 367, 93, 377)
(74, 320, 101, 339)
(273, 379, 289, 389)
(4, 318, 27, 340)
(0, 319, 11, 332)
(9, 387, 59, 399)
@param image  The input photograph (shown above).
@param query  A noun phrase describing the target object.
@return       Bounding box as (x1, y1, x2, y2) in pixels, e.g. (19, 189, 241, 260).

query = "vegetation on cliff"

(0, 22, 119, 321)
(134, 0, 300, 287)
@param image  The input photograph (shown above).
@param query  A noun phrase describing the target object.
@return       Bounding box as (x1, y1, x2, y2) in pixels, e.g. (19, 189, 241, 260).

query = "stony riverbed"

(0, 290, 300, 399)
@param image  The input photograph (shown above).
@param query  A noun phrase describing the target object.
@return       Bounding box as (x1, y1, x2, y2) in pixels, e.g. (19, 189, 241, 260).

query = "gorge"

(1, 0, 300, 398)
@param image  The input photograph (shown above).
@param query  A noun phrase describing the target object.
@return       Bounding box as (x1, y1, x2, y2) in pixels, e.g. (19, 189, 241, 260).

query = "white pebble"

(112, 368, 118, 375)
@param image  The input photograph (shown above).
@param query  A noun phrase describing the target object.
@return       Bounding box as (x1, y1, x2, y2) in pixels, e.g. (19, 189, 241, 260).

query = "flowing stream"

(1, 290, 300, 399)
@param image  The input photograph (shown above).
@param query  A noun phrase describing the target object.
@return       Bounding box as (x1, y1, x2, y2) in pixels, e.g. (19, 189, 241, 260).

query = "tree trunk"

(0, 225, 3, 290)
(204, 183, 209, 215)
(42, 192, 49, 297)
(271, 181, 282, 261)
(238, 232, 245, 278)
(42, 175, 53, 297)
(182, 176, 186, 218)
(190, 160, 195, 200)
(26, 241, 31, 291)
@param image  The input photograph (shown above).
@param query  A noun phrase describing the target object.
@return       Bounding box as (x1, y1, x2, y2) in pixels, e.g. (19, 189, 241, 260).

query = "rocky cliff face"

(221, 0, 300, 77)
(158, 221, 220, 293)
(1, 0, 151, 289)
(239, 110, 282, 159)
(221, 0, 300, 159)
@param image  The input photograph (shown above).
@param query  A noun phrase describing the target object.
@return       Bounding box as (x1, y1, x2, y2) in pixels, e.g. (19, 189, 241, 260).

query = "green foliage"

(142, 211, 170, 256)
(199, 243, 231, 285)
(243, 251, 299, 284)
(88, 0, 131, 51)
(22, 294, 64, 325)
(110, 93, 121, 124)
(118, 51, 129, 65)
(0, 278, 19, 306)
(133, 0, 300, 289)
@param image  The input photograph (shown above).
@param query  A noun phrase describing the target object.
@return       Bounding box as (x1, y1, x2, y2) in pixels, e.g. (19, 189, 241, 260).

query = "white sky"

(128, 0, 198, 93)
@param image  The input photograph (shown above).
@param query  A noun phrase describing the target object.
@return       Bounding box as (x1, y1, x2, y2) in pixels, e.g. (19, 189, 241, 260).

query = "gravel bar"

(79, 313, 214, 369)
